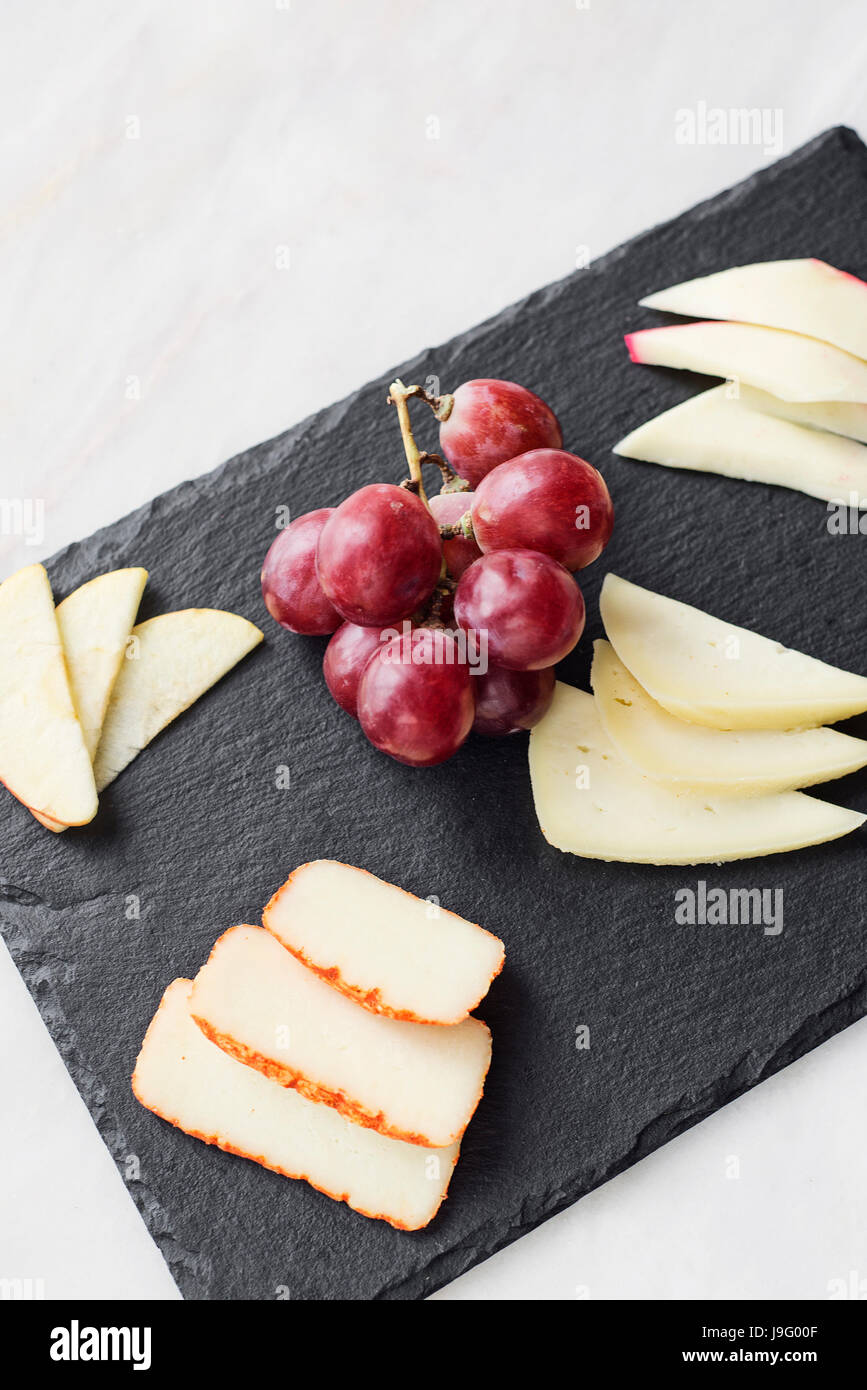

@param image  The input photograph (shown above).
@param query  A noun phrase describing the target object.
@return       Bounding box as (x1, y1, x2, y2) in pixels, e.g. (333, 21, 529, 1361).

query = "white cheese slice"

(263, 860, 505, 1025)
(92, 609, 263, 792)
(625, 322, 867, 403)
(600, 574, 867, 731)
(591, 640, 867, 795)
(528, 683, 865, 865)
(613, 385, 867, 506)
(133, 979, 458, 1230)
(0, 564, 97, 828)
(639, 259, 867, 361)
(189, 925, 492, 1149)
(736, 387, 867, 445)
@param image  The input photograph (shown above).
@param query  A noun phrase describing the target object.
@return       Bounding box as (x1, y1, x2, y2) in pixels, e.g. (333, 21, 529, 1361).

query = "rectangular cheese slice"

(263, 860, 505, 1024)
(639, 259, 867, 361)
(591, 640, 867, 796)
(625, 321, 867, 403)
(133, 980, 458, 1230)
(600, 573, 867, 730)
(529, 683, 865, 866)
(189, 926, 492, 1148)
(614, 385, 867, 506)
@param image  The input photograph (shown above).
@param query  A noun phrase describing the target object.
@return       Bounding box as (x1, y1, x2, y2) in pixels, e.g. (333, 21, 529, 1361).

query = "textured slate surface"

(2, 127, 867, 1302)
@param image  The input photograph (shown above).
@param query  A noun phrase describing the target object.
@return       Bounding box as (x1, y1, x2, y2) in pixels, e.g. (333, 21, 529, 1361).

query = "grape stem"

(387, 380, 432, 509)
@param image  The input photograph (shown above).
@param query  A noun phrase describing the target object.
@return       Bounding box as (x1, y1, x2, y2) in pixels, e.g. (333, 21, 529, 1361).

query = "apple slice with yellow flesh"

(639, 259, 867, 361)
(735, 387, 867, 445)
(32, 567, 149, 831)
(0, 564, 97, 828)
(614, 384, 867, 506)
(625, 322, 867, 403)
(92, 609, 263, 792)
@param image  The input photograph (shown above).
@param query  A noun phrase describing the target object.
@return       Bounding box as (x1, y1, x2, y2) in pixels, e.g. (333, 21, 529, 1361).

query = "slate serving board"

(3, 127, 867, 1302)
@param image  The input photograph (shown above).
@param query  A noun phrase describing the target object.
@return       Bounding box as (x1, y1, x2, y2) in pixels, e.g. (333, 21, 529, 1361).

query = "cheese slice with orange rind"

(133, 979, 458, 1231)
(189, 925, 492, 1149)
(263, 860, 505, 1025)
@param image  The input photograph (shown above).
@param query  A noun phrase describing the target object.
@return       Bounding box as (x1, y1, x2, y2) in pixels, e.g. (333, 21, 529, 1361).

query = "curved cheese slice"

(133, 980, 458, 1231)
(614, 385, 867, 506)
(734, 387, 867, 445)
(600, 574, 867, 731)
(0, 564, 97, 827)
(92, 609, 263, 792)
(591, 640, 867, 795)
(528, 683, 864, 865)
(639, 259, 867, 361)
(263, 860, 505, 1025)
(625, 322, 867, 403)
(190, 926, 492, 1149)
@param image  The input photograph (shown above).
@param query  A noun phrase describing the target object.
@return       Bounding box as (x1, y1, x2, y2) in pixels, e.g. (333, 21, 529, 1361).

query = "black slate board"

(3, 128, 867, 1302)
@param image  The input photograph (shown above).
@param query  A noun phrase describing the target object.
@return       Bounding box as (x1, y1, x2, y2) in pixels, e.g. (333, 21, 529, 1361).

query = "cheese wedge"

(92, 609, 263, 792)
(625, 322, 867, 403)
(529, 683, 865, 865)
(639, 260, 867, 362)
(601, 574, 867, 731)
(614, 386, 867, 506)
(133, 979, 458, 1230)
(190, 926, 492, 1148)
(736, 387, 867, 445)
(0, 564, 97, 827)
(591, 640, 867, 796)
(263, 861, 505, 1025)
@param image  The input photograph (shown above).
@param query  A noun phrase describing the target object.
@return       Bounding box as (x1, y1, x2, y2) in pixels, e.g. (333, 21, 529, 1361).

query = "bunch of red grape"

(261, 377, 614, 767)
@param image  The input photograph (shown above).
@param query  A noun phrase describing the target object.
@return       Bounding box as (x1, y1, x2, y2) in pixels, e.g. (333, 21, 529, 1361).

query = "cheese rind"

(591, 640, 867, 795)
(528, 683, 865, 865)
(263, 860, 505, 1025)
(639, 259, 867, 361)
(0, 564, 97, 827)
(600, 574, 867, 730)
(190, 926, 492, 1148)
(614, 385, 867, 506)
(133, 979, 458, 1230)
(625, 322, 867, 403)
(92, 609, 263, 792)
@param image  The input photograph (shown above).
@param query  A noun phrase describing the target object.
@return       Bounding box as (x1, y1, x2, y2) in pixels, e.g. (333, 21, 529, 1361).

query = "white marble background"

(1, 0, 866, 1300)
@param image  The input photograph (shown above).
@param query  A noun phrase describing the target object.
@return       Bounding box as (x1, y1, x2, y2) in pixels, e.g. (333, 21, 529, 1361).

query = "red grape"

(358, 627, 475, 766)
(454, 549, 585, 670)
(316, 483, 442, 627)
(428, 490, 482, 580)
(261, 509, 342, 634)
(439, 379, 562, 487)
(472, 664, 556, 736)
(323, 621, 388, 718)
(471, 449, 614, 571)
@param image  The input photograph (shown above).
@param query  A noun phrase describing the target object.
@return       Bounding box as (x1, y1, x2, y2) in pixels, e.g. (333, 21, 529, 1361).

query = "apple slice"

(92, 609, 263, 792)
(133, 979, 459, 1230)
(639, 259, 867, 361)
(625, 322, 867, 403)
(57, 568, 149, 758)
(600, 574, 867, 731)
(591, 640, 867, 796)
(0, 564, 97, 827)
(613, 385, 867, 506)
(528, 683, 865, 865)
(735, 387, 867, 445)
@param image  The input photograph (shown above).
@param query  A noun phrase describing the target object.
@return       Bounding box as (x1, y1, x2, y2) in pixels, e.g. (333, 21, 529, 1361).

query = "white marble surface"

(1, 0, 866, 1301)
